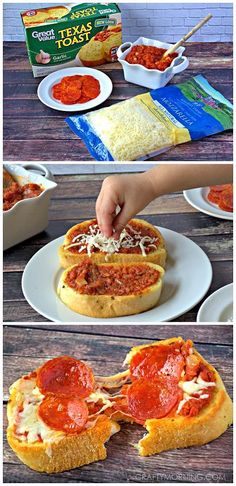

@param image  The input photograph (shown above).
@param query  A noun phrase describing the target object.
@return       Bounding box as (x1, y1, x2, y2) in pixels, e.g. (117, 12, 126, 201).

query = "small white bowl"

(117, 37, 189, 89)
(3, 163, 57, 250)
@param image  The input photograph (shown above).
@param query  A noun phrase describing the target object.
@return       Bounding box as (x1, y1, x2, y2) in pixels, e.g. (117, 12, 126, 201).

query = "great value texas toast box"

(21, 3, 122, 77)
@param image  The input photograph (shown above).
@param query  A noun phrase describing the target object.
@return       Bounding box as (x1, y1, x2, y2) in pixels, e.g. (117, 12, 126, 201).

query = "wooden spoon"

(163, 14, 212, 58)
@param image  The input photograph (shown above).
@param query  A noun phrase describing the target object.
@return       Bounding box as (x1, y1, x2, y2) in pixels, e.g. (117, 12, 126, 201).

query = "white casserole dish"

(3, 163, 57, 250)
(117, 37, 189, 89)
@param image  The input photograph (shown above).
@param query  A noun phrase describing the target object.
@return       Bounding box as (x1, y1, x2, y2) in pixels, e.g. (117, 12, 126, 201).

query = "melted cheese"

(178, 376, 216, 396)
(65, 223, 158, 258)
(177, 375, 216, 415)
(16, 402, 64, 444)
(95, 369, 130, 389)
(11, 376, 118, 446)
(11, 376, 65, 445)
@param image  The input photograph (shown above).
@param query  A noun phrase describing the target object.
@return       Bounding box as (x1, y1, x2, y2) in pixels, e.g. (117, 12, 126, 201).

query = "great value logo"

(32, 29, 55, 41)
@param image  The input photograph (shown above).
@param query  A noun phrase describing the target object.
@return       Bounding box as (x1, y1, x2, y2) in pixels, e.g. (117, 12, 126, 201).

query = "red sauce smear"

(207, 184, 233, 212)
(3, 182, 43, 211)
(65, 260, 160, 296)
(125, 45, 178, 71)
(68, 220, 159, 255)
(52, 75, 100, 105)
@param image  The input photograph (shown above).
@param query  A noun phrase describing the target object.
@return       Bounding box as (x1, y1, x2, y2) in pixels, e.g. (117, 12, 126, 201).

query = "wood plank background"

(3, 42, 233, 161)
(3, 324, 233, 483)
(3, 172, 233, 322)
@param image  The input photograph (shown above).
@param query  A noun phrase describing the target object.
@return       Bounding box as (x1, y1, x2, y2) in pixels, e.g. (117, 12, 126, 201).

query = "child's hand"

(96, 173, 155, 238)
(96, 164, 232, 238)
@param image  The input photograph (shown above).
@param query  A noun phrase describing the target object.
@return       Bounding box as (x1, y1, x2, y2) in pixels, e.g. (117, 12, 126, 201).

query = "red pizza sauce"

(125, 45, 178, 71)
(52, 75, 100, 105)
(3, 182, 43, 211)
(65, 261, 160, 296)
(67, 220, 159, 255)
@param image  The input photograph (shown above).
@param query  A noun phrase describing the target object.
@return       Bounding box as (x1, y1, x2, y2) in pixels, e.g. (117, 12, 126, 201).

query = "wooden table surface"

(3, 42, 233, 162)
(3, 324, 233, 483)
(3, 172, 233, 322)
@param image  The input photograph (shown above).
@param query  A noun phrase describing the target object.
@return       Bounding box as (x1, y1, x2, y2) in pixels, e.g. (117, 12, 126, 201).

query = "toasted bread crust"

(57, 262, 165, 318)
(59, 219, 167, 269)
(139, 389, 232, 456)
(7, 383, 120, 473)
(123, 337, 233, 455)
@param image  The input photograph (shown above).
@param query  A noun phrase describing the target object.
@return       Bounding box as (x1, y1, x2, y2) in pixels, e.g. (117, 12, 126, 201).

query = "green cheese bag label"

(21, 3, 122, 77)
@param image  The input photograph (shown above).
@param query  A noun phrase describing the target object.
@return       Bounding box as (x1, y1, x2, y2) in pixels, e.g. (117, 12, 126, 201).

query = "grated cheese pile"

(86, 95, 174, 161)
(65, 223, 158, 258)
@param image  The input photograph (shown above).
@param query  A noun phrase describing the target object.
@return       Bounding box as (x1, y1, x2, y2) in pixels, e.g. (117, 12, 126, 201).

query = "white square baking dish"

(117, 37, 189, 89)
(3, 163, 57, 250)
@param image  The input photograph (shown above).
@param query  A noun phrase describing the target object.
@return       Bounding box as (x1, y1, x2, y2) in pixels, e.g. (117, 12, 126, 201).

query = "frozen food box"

(20, 3, 122, 77)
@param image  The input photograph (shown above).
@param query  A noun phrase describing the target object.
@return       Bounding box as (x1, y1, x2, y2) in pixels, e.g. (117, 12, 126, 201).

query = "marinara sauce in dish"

(52, 75, 100, 105)
(125, 45, 178, 71)
(3, 182, 43, 211)
(65, 261, 160, 296)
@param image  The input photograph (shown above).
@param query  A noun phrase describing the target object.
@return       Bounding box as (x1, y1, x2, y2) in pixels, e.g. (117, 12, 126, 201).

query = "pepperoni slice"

(127, 377, 179, 421)
(218, 190, 233, 212)
(52, 83, 62, 100)
(130, 344, 184, 382)
(77, 95, 90, 104)
(82, 76, 100, 99)
(207, 190, 220, 204)
(37, 356, 94, 398)
(38, 395, 88, 433)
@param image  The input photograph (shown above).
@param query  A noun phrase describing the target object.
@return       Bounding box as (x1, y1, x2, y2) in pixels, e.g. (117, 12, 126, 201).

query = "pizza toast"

(109, 337, 233, 455)
(7, 338, 232, 472)
(57, 260, 165, 318)
(7, 356, 120, 473)
(59, 219, 167, 269)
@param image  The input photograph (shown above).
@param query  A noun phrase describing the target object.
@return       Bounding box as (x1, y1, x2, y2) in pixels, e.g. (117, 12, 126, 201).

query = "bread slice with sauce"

(57, 260, 165, 318)
(7, 372, 120, 473)
(59, 218, 167, 269)
(121, 337, 233, 456)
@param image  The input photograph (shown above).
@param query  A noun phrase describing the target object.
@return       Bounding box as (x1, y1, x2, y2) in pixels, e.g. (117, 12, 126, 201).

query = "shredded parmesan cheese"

(65, 224, 158, 259)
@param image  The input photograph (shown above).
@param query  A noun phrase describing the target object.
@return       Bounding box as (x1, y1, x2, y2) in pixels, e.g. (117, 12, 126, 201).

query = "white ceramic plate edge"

(183, 188, 233, 221)
(197, 283, 233, 323)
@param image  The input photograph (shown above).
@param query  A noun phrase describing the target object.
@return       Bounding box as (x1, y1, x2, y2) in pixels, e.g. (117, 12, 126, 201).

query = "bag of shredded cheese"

(66, 75, 233, 161)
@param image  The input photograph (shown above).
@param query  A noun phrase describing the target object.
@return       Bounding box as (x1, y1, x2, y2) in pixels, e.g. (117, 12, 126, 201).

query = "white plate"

(183, 188, 233, 220)
(22, 227, 212, 323)
(37, 67, 113, 112)
(197, 283, 233, 323)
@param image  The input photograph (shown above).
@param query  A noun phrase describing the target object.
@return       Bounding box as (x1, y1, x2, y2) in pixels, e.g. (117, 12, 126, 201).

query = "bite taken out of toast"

(104, 337, 233, 455)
